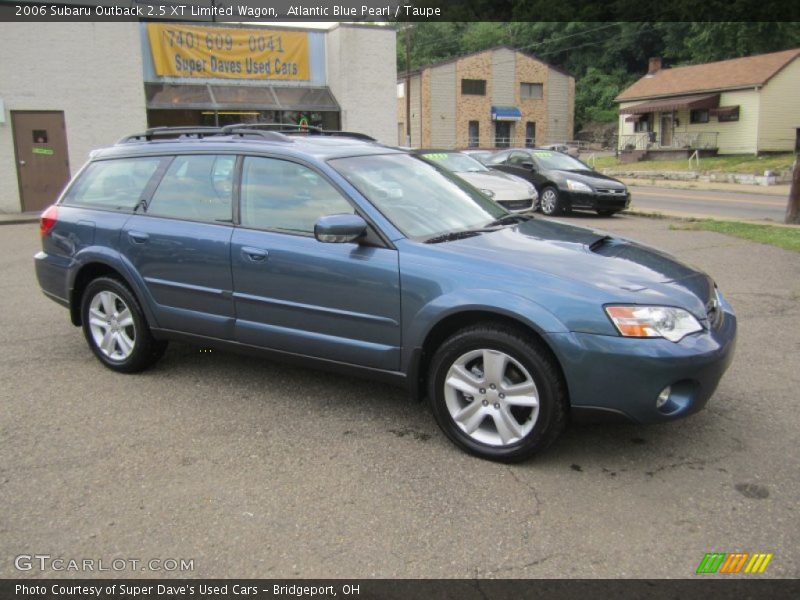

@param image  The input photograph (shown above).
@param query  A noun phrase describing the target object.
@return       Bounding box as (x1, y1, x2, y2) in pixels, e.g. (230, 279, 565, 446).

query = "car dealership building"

(0, 22, 396, 214)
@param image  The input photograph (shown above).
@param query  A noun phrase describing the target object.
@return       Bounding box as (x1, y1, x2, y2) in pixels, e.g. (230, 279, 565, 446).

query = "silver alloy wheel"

(541, 188, 557, 214)
(88, 290, 136, 361)
(443, 349, 540, 446)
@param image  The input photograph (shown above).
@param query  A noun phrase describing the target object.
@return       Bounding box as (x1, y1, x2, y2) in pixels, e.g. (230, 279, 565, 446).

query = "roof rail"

(118, 127, 224, 144)
(223, 128, 291, 143)
(222, 122, 376, 142)
(117, 123, 375, 145)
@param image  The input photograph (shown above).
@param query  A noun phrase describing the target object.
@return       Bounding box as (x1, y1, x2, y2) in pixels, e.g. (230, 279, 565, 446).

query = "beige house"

(397, 46, 574, 149)
(616, 48, 800, 160)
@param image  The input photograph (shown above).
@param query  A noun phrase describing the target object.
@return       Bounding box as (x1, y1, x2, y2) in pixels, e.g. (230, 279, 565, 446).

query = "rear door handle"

(241, 246, 269, 262)
(128, 231, 149, 244)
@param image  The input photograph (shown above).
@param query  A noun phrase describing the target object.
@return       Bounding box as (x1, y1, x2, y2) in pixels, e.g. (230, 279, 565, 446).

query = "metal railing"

(619, 131, 719, 151)
(493, 136, 512, 148)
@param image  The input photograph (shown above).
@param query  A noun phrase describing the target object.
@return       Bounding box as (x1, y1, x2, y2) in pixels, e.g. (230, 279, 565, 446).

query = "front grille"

(595, 188, 627, 195)
(500, 199, 533, 211)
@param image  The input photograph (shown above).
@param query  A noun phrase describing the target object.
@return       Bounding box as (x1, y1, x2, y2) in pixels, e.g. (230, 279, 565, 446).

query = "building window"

(717, 107, 740, 122)
(690, 109, 709, 124)
(461, 79, 486, 96)
(521, 83, 543, 99)
(468, 121, 480, 147)
(525, 122, 536, 147)
(634, 116, 651, 132)
(494, 121, 511, 148)
(397, 82, 405, 98)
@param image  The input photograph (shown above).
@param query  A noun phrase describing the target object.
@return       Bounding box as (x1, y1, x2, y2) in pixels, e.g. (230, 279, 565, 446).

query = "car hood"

(432, 219, 714, 315)
(546, 168, 627, 189)
(456, 171, 533, 200)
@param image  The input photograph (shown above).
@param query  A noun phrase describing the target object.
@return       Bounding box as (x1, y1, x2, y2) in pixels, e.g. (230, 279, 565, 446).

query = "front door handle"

(128, 231, 149, 244)
(241, 246, 269, 262)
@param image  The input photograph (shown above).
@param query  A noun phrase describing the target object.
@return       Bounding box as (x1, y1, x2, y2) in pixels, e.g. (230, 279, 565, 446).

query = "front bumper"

(545, 307, 737, 424)
(496, 196, 536, 213)
(562, 189, 630, 212)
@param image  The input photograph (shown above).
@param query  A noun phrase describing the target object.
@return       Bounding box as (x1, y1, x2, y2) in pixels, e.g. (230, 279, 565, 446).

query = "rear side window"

(62, 158, 161, 210)
(147, 155, 235, 223)
(240, 156, 353, 234)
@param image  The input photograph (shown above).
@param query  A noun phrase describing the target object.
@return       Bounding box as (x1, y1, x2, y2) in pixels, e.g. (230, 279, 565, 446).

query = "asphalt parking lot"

(1, 215, 798, 579)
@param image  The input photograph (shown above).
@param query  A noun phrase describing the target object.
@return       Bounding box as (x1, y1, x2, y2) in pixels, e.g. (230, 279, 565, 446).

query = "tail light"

(40, 205, 58, 238)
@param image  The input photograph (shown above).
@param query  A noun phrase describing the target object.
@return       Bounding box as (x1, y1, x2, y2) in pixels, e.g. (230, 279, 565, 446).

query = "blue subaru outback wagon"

(35, 125, 736, 461)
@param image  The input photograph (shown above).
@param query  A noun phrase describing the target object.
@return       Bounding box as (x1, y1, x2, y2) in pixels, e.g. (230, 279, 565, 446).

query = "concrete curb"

(623, 208, 799, 228)
(0, 213, 39, 225)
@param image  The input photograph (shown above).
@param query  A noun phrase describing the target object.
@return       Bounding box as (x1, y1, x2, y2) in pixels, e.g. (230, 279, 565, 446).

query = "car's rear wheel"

(540, 186, 565, 216)
(81, 277, 166, 373)
(428, 323, 567, 462)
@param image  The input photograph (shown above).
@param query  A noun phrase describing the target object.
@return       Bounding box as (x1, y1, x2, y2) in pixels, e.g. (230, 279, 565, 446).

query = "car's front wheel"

(81, 277, 167, 373)
(428, 323, 567, 462)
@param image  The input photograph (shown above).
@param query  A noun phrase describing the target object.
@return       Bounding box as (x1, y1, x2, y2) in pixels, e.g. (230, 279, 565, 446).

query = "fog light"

(656, 386, 671, 409)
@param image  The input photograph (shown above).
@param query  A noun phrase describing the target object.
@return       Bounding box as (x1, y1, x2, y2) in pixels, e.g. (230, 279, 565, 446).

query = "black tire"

(427, 323, 567, 462)
(596, 209, 617, 217)
(540, 186, 566, 216)
(80, 276, 167, 373)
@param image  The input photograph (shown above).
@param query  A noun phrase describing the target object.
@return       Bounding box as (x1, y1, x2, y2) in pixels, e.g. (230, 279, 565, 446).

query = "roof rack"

(118, 127, 223, 143)
(221, 123, 376, 142)
(117, 123, 375, 145)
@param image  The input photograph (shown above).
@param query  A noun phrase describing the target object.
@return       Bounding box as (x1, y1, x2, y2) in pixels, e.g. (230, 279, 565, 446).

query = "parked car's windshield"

(329, 153, 506, 239)
(532, 151, 590, 171)
(419, 152, 490, 173)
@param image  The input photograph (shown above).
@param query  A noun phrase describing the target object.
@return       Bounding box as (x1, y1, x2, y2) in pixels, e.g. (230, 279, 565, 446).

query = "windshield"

(329, 153, 506, 239)
(419, 152, 489, 173)
(530, 150, 590, 171)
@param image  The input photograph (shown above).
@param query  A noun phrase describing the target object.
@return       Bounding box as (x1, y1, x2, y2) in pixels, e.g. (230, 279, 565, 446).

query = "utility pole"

(786, 158, 799, 225)
(404, 25, 413, 147)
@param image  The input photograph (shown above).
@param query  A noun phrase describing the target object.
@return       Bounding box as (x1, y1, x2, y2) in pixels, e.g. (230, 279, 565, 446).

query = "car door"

(230, 155, 401, 371)
(121, 154, 237, 340)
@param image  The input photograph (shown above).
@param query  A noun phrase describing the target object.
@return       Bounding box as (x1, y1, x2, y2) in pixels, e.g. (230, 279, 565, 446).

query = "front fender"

(402, 288, 568, 369)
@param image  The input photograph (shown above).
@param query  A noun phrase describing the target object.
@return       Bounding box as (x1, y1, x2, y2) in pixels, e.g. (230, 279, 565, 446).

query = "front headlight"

(605, 305, 703, 342)
(527, 184, 538, 199)
(479, 188, 495, 198)
(566, 179, 592, 193)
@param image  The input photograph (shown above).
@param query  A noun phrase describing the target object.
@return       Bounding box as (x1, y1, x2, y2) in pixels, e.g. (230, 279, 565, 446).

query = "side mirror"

(521, 161, 535, 170)
(314, 214, 367, 243)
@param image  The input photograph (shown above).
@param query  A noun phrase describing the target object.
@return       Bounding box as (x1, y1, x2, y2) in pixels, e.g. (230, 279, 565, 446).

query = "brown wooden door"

(11, 111, 71, 212)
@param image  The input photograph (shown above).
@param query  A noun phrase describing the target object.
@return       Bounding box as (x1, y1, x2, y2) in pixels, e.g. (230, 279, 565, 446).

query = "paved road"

(629, 185, 788, 221)
(1, 218, 798, 579)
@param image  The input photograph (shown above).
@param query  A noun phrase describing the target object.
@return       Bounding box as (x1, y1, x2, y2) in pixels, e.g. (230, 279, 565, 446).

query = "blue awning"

(491, 106, 522, 121)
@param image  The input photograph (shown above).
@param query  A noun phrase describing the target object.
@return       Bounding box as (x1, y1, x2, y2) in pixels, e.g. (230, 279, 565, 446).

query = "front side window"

(62, 157, 162, 210)
(240, 157, 353, 234)
(330, 153, 505, 239)
(147, 155, 235, 223)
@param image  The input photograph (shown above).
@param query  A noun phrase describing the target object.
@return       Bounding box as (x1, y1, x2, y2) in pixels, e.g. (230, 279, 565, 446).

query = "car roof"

(90, 128, 406, 163)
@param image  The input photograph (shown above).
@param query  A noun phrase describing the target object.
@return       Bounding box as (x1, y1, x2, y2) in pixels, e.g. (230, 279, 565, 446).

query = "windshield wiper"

(424, 227, 501, 244)
(486, 213, 531, 227)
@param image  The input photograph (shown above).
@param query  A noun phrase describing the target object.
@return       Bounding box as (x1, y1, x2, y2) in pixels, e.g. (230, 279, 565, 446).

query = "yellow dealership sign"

(147, 24, 309, 81)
